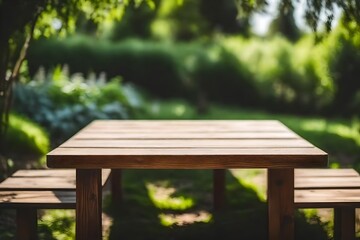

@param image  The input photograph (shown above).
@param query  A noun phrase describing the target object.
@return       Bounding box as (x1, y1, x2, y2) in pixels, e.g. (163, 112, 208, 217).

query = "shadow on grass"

(104, 169, 329, 240)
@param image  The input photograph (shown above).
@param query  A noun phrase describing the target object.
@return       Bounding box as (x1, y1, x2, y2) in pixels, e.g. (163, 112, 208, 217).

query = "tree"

(109, 0, 160, 40)
(268, 1, 300, 41)
(0, 0, 360, 149)
(200, 0, 251, 36)
(0, 0, 140, 155)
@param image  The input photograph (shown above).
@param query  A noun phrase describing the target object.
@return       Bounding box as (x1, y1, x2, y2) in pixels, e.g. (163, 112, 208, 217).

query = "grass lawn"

(4, 100, 360, 240)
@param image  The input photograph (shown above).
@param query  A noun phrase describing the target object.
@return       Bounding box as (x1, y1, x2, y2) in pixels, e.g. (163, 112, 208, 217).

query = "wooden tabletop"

(47, 120, 328, 169)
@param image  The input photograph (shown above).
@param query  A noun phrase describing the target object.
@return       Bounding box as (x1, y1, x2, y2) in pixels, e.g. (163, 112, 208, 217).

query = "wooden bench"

(294, 168, 360, 240)
(214, 168, 360, 240)
(0, 169, 112, 240)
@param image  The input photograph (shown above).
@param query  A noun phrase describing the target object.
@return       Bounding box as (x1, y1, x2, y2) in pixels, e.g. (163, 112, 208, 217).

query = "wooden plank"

(295, 177, 360, 189)
(49, 147, 326, 156)
(0, 169, 111, 190)
(295, 189, 360, 208)
(17, 208, 37, 240)
(78, 120, 290, 135)
(12, 169, 74, 178)
(0, 177, 76, 190)
(83, 128, 289, 133)
(268, 169, 295, 240)
(47, 147, 327, 169)
(82, 124, 289, 132)
(89, 119, 284, 126)
(295, 169, 359, 177)
(73, 132, 299, 140)
(76, 169, 102, 240)
(0, 191, 76, 209)
(61, 139, 313, 148)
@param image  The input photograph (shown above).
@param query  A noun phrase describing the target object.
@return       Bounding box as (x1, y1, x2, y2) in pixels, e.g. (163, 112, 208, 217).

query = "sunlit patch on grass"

(301, 120, 360, 141)
(39, 210, 75, 240)
(174, 104, 186, 116)
(230, 169, 267, 201)
(146, 181, 194, 210)
(158, 211, 212, 226)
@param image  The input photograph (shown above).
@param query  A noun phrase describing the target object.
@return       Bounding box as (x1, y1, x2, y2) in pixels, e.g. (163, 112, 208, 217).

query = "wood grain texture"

(47, 148, 327, 169)
(76, 169, 102, 240)
(0, 169, 111, 190)
(295, 169, 359, 177)
(295, 176, 360, 189)
(0, 191, 76, 209)
(12, 169, 75, 177)
(48, 120, 327, 169)
(60, 139, 313, 148)
(268, 169, 295, 240)
(295, 189, 360, 208)
(73, 132, 299, 139)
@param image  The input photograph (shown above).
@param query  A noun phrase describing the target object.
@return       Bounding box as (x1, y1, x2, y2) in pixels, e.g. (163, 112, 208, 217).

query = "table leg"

(111, 169, 123, 205)
(268, 168, 294, 240)
(76, 169, 102, 240)
(213, 169, 226, 210)
(334, 207, 355, 240)
(17, 208, 37, 240)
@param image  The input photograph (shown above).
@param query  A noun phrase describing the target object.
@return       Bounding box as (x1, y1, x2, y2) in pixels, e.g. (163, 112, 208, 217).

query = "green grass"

(10, 100, 358, 240)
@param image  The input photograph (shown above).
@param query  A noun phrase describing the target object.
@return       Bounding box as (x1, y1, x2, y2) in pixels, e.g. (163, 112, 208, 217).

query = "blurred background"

(1, 0, 360, 239)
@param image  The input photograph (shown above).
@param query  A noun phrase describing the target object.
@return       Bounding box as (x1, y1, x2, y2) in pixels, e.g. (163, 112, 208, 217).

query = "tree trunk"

(0, 38, 10, 156)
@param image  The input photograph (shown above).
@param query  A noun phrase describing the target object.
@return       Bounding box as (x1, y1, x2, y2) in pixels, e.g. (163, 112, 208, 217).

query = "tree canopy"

(0, 0, 360, 147)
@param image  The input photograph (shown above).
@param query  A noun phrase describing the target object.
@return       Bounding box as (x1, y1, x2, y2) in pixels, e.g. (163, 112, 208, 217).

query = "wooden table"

(47, 120, 328, 240)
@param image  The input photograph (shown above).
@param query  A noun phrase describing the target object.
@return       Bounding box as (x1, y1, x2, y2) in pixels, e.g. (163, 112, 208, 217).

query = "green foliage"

(320, 20, 360, 115)
(38, 210, 75, 240)
(199, 0, 250, 35)
(27, 29, 360, 116)
(268, 2, 301, 41)
(221, 36, 330, 113)
(187, 44, 258, 105)
(28, 36, 187, 98)
(151, 0, 209, 41)
(108, 0, 159, 40)
(13, 67, 141, 143)
(5, 113, 49, 158)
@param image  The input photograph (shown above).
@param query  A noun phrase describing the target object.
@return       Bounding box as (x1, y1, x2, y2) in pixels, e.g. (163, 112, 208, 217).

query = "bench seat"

(295, 168, 359, 178)
(0, 169, 111, 191)
(0, 191, 76, 209)
(0, 168, 112, 240)
(294, 169, 360, 240)
(213, 168, 360, 240)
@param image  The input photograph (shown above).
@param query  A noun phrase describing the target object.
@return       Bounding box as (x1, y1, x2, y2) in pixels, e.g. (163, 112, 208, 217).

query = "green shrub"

(291, 36, 334, 112)
(188, 44, 258, 105)
(320, 22, 360, 115)
(4, 113, 49, 159)
(13, 67, 141, 144)
(28, 37, 186, 98)
(221, 36, 335, 113)
(27, 33, 360, 116)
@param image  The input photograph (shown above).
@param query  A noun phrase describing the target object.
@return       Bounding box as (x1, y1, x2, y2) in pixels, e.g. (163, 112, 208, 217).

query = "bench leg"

(334, 207, 355, 240)
(111, 169, 122, 205)
(17, 208, 37, 240)
(213, 169, 226, 210)
(76, 169, 102, 240)
(268, 168, 295, 240)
